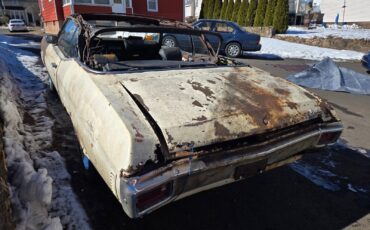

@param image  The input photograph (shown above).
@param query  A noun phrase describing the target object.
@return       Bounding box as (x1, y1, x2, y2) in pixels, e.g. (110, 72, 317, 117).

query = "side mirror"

(45, 35, 58, 44)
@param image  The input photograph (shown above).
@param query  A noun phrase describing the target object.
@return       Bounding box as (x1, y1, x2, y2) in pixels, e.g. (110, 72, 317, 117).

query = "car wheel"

(225, 42, 242, 58)
(162, 36, 177, 47)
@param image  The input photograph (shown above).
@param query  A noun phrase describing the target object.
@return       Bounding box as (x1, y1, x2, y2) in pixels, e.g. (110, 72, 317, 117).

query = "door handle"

(51, 62, 58, 68)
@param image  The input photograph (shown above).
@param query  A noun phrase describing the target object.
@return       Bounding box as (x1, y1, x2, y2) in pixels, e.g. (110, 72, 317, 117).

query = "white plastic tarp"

(287, 58, 370, 95)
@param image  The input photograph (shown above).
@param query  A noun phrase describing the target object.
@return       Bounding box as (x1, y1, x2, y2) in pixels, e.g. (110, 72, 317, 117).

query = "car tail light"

(317, 131, 341, 146)
(136, 183, 172, 211)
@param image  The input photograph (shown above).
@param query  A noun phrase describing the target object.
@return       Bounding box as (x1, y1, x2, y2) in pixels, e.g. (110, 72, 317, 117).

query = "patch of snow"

(0, 61, 62, 230)
(347, 184, 358, 192)
(0, 35, 40, 50)
(290, 161, 341, 191)
(347, 184, 368, 193)
(254, 37, 364, 61)
(281, 26, 370, 40)
(357, 149, 370, 158)
(0, 35, 90, 229)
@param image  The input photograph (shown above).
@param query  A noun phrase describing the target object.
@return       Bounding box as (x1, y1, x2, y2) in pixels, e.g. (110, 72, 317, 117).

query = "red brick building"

(39, 0, 184, 34)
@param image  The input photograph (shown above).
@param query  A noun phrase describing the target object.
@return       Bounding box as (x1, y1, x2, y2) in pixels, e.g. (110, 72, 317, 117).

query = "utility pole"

(342, 0, 346, 25)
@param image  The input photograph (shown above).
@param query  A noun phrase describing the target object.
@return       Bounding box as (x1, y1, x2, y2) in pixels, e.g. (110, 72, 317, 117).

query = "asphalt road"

(1, 31, 369, 230)
(235, 56, 370, 151)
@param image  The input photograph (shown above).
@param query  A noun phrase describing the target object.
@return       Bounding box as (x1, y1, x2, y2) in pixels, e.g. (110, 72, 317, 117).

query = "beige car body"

(41, 15, 343, 218)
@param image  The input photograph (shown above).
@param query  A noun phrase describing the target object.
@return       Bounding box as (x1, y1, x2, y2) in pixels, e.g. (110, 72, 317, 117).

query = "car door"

(47, 19, 79, 91)
(213, 22, 235, 49)
(44, 45, 61, 85)
(193, 21, 220, 51)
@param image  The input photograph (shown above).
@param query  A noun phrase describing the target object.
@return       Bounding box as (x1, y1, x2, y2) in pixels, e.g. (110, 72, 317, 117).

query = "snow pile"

(0, 35, 90, 229)
(281, 26, 370, 40)
(254, 37, 364, 61)
(0, 61, 62, 229)
(290, 161, 341, 191)
(290, 145, 369, 193)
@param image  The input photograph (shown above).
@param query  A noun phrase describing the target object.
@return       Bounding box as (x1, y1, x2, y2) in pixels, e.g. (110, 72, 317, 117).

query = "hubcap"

(227, 44, 240, 57)
(164, 38, 176, 47)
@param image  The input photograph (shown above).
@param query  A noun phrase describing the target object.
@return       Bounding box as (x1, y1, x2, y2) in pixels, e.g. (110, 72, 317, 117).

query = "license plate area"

(234, 159, 267, 180)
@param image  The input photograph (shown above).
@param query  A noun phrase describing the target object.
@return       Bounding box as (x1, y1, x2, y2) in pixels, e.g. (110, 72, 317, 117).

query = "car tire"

(225, 42, 242, 58)
(162, 36, 178, 47)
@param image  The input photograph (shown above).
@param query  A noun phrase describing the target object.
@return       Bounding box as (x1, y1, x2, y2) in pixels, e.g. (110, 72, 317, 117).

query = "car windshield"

(85, 29, 220, 72)
(10, 20, 24, 24)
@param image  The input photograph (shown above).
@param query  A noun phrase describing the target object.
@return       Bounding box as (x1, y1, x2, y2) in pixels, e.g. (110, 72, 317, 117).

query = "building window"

(95, 0, 110, 4)
(74, 0, 110, 4)
(125, 0, 132, 8)
(63, 0, 71, 5)
(75, 0, 91, 3)
(147, 0, 158, 12)
(185, 0, 197, 6)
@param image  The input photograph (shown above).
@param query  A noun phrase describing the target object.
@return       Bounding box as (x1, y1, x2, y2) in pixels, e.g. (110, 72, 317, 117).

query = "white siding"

(185, 0, 202, 18)
(321, 0, 370, 23)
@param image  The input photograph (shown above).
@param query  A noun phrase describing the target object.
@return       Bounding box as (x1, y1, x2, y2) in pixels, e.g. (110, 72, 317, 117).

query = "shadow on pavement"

(59, 141, 369, 230)
(241, 52, 284, 61)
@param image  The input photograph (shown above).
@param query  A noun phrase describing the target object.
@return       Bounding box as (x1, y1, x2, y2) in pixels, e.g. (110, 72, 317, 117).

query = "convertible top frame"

(68, 13, 223, 62)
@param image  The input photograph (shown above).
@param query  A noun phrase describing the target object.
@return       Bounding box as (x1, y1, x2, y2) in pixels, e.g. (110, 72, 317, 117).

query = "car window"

(10, 19, 24, 24)
(215, 23, 234, 33)
(195, 21, 213, 31)
(58, 19, 79, 58)
(171, 34, 210, 55)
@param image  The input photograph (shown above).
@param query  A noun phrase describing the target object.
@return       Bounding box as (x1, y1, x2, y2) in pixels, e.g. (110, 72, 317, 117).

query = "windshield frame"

(90, 26, 223, 58)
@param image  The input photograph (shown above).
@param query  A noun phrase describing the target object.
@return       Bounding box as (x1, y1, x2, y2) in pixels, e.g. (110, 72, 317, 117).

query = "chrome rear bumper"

(118, 122, 343, 218)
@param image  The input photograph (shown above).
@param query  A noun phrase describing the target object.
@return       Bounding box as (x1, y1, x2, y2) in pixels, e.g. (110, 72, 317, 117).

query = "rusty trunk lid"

(117, 66, 331, 156)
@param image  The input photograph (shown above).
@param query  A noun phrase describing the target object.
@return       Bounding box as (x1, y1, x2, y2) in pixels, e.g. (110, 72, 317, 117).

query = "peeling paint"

(192, 100, 203, 108)
(214, 121, 231, 136)
(187, 80, 216, 100)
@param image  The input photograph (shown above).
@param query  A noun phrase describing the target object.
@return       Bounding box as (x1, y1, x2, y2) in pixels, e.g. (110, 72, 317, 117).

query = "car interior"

(86, 31, 217, 72)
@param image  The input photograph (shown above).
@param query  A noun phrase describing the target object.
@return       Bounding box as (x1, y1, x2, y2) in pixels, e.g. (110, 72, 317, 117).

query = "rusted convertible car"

(41, 14, 343, 218)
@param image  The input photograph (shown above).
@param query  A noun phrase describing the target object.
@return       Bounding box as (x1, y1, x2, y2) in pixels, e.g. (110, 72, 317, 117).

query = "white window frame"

(63, 0, 71, 6)
(125, 0, 132, 8)
(147, 0, 158, 12)
(73, 0, 111, 6)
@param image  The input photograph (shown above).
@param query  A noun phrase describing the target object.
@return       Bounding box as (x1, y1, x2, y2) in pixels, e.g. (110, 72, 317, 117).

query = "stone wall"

(275, 35, 370, 53)
(0, 118, 15, 230)
(242, 26, 276, 38)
